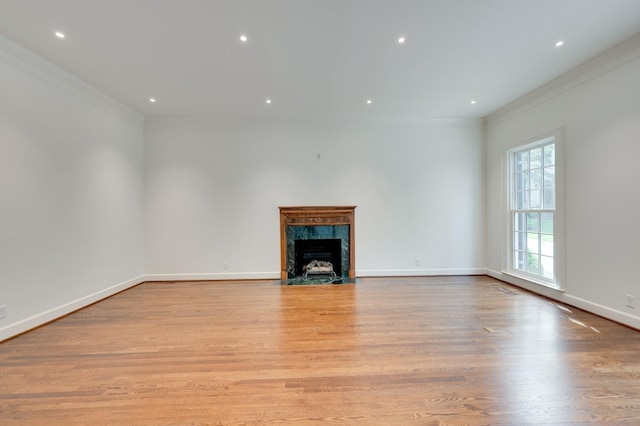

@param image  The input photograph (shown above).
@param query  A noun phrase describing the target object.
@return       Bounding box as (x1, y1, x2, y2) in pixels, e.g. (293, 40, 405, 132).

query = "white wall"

(145, 118, 485, 279)
(485, 36, 640, 329)
(0, 37, 145, 341)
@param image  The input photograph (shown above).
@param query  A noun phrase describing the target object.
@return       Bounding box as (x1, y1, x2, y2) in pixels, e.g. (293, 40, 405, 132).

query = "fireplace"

(279, 206, 356, 280)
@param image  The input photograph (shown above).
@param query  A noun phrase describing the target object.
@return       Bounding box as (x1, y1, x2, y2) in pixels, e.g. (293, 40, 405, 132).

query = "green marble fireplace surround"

(287, 225, 349, 278)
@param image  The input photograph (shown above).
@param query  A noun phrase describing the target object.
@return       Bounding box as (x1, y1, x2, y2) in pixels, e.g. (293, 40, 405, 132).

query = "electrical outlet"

(415, 258, 422, 266)
(0, 305, 7, 320)
(223, 262, 229, 270)
(626, 294, 636, 309)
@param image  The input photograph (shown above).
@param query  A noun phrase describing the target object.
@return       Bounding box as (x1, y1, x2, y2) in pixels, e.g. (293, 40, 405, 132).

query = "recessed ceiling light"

(149, 98, 156, 103)
(398, 36, 406, 44)
(470, 100, 477, 105)
(555, 40, 564, 47)
(266, 99, 272, 104)
(366, 99, 373, 105)
(240, 34, 248, 42)
(55, 31, 65, 39)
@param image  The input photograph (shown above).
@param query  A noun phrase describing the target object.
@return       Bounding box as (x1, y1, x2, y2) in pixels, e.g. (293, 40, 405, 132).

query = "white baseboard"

(563, 294, 640, 330)
(485, 268, 640, 330)
(145, 269, 488, 281)
(144, 272, 281, 282)
(0, 275, 145, 342)
(357, 268, 487, 277)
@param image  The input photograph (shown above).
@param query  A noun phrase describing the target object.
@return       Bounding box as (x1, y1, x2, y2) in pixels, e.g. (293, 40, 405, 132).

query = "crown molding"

(0, 34, 143, 126)
(146, 115, 484, 131)
(486, 31, 640, 128)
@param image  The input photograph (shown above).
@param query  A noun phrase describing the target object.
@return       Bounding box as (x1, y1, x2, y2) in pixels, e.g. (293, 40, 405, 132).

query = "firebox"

(294, 238, 342, 277)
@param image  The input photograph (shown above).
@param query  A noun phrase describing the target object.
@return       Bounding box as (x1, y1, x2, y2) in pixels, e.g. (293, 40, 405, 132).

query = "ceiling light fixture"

(55, 31, 65, 39)
(398, 36, 406, 44)
(555, 40, 564, 47)
(266, 99, 272, 104)
(149, 98, 156, 103)
(240, 34, 248, 42)
(470, 100, 477, 105)
(366, 99, 372, 105)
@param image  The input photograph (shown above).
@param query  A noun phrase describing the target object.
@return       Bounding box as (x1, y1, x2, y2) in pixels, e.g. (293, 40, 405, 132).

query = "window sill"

(502, 271, 564, 292)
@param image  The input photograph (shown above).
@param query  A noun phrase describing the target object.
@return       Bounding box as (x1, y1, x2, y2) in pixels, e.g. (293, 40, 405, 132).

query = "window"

(507, 131, 562, 289)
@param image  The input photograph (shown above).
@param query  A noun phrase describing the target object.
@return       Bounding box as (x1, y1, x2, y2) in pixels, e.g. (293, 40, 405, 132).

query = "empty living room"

(1, 1, 640, 424)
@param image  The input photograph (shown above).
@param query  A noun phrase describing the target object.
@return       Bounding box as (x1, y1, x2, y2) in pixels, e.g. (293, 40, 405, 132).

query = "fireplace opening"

(294, 239, 342, 278)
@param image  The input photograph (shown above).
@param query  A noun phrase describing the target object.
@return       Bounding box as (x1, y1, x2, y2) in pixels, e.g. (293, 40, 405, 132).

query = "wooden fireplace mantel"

(279, 206, 356, 280)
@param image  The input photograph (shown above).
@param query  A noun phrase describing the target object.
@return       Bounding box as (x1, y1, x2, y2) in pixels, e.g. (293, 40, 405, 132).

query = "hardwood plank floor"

(1, 276, 640, 425)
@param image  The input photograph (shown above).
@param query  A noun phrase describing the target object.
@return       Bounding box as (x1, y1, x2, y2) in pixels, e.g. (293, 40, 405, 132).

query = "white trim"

(147, 115, 484, 131)
(502, 271, 561, 291)
(486, 32, 640, 127)
(485, 268, 640, 330)
(346, 117, 484, 130)
(0, 34, 143, 126)
(487, 268, 568, 300)
(357, 268, 487, 277)
(145, 269, 488, 282)
(563, 294, 640, 331)
(144, 272, 281, 282)
(554, 128, 566, 289)
(146, 268, 488, 281)
(0, 275, 145, 343)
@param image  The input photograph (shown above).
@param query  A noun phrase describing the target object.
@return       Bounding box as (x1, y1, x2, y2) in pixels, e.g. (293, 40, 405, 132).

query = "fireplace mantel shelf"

(279, 206, 356, 280)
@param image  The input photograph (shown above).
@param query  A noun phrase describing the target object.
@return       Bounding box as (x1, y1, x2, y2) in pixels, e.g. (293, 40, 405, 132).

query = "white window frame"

(503, 128, 564, 290)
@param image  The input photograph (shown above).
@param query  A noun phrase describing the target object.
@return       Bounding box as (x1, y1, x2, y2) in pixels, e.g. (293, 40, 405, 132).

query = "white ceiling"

(1, 0, 640, 121)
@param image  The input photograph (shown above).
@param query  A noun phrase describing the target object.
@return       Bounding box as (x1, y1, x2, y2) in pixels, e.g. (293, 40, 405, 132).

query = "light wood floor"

(1, 276, 640, 425)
